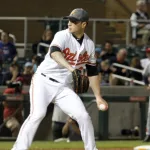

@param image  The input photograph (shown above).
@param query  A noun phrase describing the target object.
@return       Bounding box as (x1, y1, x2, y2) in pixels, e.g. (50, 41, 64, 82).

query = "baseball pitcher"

(11, 8, 108, 150)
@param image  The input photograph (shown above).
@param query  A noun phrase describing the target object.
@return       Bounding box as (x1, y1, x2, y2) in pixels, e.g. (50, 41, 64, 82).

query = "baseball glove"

(72, 69, 89, 94)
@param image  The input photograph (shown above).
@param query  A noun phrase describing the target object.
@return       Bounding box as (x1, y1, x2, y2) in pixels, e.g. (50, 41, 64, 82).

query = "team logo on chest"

(63, 48, 90, 65)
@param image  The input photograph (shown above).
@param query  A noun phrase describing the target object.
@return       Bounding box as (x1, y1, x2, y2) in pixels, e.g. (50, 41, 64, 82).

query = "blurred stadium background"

(0, 0, 150, 149)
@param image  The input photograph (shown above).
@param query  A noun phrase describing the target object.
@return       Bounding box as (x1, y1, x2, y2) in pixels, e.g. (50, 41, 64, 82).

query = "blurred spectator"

(95, 47, 102, 71)
(21, 62, 33, 85)
(99, 60, 112, 86)
(129, 56, 143, 85)
(0, 31, 17, 64)
(0, 73, 3, 85)
(62, 117, 82, 141)
(52, 105, 68, 141)
(2, 78, 23, 137)
(2, 63, 20, 86)
(130, 0, 150, 47)
(32, 29, 53, 55)
(100, 41, 117, 61)
(141, 47, 150, 69)
(95, 47, 101, 63)
(109, 48, 129, 85)
(32, 54, 44, 73)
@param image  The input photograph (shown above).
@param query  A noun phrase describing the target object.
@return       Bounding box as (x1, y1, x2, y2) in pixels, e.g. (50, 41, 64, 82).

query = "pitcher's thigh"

(29, 76, 50, 116)
(55, 88, 88, 120)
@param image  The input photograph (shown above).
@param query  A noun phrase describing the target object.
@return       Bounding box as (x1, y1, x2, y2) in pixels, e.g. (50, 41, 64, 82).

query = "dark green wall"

(0, 0, 105, 44)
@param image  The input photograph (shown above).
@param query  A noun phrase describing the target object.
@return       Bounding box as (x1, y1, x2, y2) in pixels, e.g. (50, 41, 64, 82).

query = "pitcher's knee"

(77, 112, 91, 122)
(30, 111, 46, 121)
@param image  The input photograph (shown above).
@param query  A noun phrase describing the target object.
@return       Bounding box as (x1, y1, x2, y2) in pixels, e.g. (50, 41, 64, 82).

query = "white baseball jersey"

(36, 29, 96, 84)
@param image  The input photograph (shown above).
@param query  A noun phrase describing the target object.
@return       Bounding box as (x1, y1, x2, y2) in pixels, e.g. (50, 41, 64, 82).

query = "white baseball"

(98, 104, 106, 111)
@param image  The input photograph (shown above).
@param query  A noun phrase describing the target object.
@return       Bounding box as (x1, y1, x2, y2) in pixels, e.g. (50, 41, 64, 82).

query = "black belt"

(41, 73, 59, 83)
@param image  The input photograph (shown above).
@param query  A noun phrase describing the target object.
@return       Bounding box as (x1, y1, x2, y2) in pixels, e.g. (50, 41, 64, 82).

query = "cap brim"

(63, 16, 80, 21)
(63, 16, 70, 19)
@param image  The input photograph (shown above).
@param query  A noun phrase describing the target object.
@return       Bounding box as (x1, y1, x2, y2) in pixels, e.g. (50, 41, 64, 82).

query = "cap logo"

(70, 10, 77, 16)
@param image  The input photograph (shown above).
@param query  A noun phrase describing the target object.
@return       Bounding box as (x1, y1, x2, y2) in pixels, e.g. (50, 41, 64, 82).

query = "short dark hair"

(104, 40, 113, 45)
(10, 63, 19, 68)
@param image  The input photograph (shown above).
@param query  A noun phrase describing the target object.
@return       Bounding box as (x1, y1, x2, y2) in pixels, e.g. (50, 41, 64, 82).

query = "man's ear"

(82, 22, 87, 28)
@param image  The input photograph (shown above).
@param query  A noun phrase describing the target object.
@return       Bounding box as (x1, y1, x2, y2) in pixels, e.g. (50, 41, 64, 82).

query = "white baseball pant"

(11, 73, 98, 150)
(146, 97, 150, 135)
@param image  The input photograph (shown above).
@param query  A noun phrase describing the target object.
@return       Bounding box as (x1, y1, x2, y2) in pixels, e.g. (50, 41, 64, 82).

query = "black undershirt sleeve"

(86, 64, 98, 76)
(50, 46, 61, 56)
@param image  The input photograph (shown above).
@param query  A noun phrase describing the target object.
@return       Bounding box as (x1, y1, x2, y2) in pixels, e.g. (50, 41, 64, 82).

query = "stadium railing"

(0, 17, 149, 58)
(112, 63, 144, 85)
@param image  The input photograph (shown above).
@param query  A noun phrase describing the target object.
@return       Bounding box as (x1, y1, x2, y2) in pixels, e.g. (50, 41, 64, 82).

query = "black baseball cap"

(63, 8, 89, 22)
